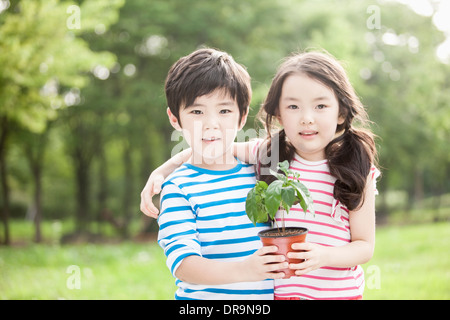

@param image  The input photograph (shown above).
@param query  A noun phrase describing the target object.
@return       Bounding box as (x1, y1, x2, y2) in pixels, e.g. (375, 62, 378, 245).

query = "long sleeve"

(157, 181, 201, 277)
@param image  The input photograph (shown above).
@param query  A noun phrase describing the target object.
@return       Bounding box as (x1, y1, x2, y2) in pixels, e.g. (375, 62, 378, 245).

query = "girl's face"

(278, 73, 344, 161)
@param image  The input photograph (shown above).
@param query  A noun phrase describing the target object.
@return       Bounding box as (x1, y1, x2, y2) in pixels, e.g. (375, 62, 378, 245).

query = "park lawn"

(0, 221, 449, 299)
(362, 222, 450, 300)
(0, 240, 176, 300)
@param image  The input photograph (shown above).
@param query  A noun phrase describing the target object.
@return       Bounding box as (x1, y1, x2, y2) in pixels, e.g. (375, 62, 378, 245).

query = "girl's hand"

(287, 242, 329, 276)
(140, 149, 193, 219)
(140, 173, 165, 219)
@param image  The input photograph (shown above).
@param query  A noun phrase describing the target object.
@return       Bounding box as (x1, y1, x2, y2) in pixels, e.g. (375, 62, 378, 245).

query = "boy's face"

(168, 89, 248, 169)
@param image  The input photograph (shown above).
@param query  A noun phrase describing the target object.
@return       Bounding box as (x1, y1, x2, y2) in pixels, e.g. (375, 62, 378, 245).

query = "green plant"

(246, 160, 315, 233)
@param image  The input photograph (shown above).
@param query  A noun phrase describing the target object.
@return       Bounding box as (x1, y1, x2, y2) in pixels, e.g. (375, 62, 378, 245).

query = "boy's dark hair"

(165, 48, 251, 126)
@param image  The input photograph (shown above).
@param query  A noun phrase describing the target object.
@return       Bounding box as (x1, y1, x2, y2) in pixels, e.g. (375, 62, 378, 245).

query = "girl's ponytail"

(256, 129, 295, 185)
(326, 128, 376, 211)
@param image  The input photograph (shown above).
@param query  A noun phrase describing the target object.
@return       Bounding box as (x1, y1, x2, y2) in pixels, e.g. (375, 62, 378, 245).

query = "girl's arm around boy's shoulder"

(233, 138, 263, 165)
(140, 139, 262, 219)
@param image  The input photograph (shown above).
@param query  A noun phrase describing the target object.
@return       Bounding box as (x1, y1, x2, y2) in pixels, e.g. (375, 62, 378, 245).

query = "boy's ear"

(167, 108, 182, 131)
(238, 106, 249, 131)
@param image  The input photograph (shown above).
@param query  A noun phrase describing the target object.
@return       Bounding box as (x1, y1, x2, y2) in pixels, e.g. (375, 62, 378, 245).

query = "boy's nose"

(204, 115, 220, 129)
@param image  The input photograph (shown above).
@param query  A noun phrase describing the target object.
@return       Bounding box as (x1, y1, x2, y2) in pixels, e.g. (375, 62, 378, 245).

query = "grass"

(0, 238, 176, 299)
(1, 220, 449, 299)
(362, 222, 450, 300)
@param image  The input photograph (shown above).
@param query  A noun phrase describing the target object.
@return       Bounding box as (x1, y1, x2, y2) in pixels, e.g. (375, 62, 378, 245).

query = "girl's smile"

(299, 130, 319, 139)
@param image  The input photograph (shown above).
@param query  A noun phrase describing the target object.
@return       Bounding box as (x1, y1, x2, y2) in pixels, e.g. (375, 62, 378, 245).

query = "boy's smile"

(167, 89, 248, 170)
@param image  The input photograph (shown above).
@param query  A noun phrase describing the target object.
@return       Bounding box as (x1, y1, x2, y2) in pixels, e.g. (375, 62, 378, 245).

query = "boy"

(157, 48, 286, 300)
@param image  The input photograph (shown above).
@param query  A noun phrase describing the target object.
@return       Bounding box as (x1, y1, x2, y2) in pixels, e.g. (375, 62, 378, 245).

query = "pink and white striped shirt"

(273, 153, 380, 300)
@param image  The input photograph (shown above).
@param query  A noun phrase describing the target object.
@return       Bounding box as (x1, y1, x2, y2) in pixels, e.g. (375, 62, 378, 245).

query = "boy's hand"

(239, 246, 288, 281)
(140, 173, 165, 219)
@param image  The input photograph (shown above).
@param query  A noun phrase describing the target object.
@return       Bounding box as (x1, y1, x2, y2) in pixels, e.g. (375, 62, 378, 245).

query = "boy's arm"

(176, 247, 287, 285)
(159, 183, 286, 285)
(140, 148, 192, 218)
(232, 139, 263, 164)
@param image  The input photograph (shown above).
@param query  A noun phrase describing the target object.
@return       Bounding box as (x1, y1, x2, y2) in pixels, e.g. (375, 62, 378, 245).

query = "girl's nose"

(300, 112, 314, 125)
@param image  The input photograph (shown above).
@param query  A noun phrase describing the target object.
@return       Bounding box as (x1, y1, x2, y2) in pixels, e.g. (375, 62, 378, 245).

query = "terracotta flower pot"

(258, 227, 308, 279)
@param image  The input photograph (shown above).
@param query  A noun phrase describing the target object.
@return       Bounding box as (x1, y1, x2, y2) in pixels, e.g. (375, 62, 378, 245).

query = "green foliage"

(246, 161, 315, 227)
(0, 0, 122, 133)
(1, 0, 450, 243)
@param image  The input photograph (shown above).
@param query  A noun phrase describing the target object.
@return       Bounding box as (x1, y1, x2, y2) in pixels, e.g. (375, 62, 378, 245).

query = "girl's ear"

(167, 108, 182, 131)
(277, 114, 283, 126)
(338, 108, 348, 125)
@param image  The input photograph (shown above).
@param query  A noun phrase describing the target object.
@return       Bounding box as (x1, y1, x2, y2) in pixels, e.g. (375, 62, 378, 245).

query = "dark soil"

(259, 227, 307, 238)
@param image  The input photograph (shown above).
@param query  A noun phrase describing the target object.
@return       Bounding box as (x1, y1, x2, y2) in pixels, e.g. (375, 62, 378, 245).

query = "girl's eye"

(316, 104, 326, 110)
(288, 105, 299, 109)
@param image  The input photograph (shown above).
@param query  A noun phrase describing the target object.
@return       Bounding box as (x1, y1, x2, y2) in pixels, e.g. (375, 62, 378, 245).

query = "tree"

(0, 0, 123, 244)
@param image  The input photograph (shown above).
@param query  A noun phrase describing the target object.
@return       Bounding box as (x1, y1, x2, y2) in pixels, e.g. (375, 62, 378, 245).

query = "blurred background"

(0, 0, 449, 299)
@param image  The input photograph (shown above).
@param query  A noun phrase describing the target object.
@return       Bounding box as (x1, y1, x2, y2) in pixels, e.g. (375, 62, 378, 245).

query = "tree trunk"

(74, 146, 91, 233)
(0, 116, 10, 245)
(24, 126, 50, 243)
(122, 141, 134, 237)
(96, 142, 108, 235)
(32, 165, 43, 243)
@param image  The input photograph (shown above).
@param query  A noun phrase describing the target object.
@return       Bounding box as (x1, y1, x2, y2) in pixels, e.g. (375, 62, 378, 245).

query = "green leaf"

(255, 180, 269, 191)
(265, 180, 283, 219)
(277, 160, 290, 175)
(291, 180, 315, 216)
(281, 187, 295, 209)
(246, 188, 268, 225)
(269, 169, 287, 182)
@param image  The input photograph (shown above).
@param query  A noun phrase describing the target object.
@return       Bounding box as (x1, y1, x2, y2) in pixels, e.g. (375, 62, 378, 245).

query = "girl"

(141, 51, 380, 300)
(253, 51, 380, 300)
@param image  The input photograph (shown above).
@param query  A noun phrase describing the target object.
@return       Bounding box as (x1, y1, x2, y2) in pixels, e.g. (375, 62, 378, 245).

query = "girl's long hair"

(257, 51, 377, 211)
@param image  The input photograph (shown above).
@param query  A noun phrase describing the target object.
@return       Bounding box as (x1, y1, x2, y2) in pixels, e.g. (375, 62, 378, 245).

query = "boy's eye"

(190, 110, 203, 115)
(219, 109, 231, 114)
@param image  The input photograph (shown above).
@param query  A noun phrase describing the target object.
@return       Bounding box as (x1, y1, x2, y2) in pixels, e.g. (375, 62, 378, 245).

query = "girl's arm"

(140, 148, 192, 218)
(176, 246, 287, 284)
(287, 172, 376, 274)
(233, 139, 263, 164)
(140, 139, 262, 219)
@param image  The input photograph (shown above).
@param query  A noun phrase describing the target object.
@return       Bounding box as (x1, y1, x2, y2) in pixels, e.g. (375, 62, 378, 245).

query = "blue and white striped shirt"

(157, 160, 273, 300)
